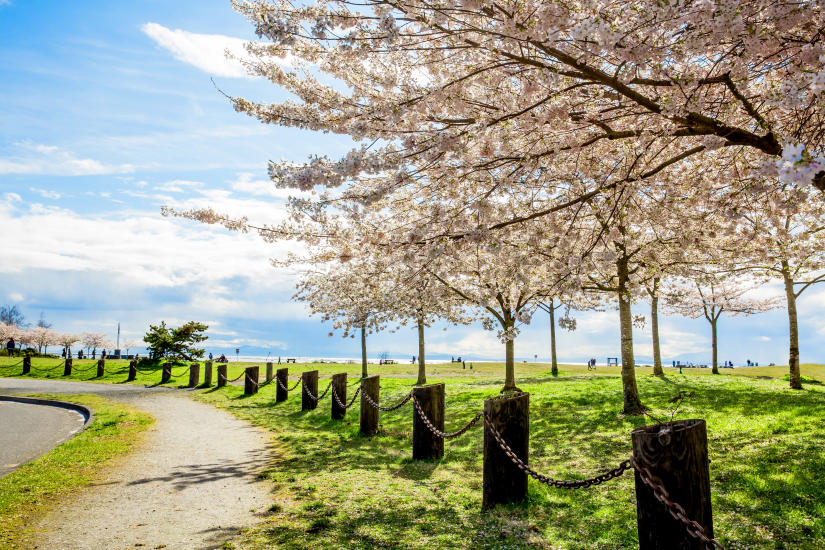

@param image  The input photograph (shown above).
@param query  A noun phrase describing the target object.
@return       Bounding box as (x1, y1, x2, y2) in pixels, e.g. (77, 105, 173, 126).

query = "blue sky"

(1, 0, 823, 365)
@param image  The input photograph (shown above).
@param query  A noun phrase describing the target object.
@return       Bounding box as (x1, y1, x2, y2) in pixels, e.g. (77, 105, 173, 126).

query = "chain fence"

(277, 377, 302, 392)
(332, 385, 362, 409)
(0, 359, 25, 369)
(303, 380, 333, 402)
(226, 370, 246, 383)
(361, 389, 413, 411)
(30, 360, 67, 373)
(412, 396, 483, 439)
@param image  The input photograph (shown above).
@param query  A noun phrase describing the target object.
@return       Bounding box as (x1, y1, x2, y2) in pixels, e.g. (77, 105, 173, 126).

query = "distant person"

(412, 355, 416, 364)
(672, 360, 676, 367)
(278, 356, 281, 364)
(6, 338, 15, 357)
(62, 348, 66, 358)
(462, 360, 466, 369)
(102, 349, 106, 359)
(209, 352, 213, 360)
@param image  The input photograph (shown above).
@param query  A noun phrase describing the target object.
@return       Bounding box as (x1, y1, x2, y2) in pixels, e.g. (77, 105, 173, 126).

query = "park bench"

(286, 358, 296, 363)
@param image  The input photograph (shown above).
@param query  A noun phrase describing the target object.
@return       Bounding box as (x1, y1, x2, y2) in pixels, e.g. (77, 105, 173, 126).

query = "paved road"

(0, 377, 273, 550)
(0, 400, 86, 478)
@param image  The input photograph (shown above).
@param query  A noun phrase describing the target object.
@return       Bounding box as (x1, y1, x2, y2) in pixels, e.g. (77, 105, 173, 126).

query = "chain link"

(71, 363, 99, 373)
(483, 413, 631, 489)
(226, 370, 246, 383)
(361, 389, 413, 411)
(170, 366, 191, 377)
(632, 459, 724, 549)
(303, 380, 332, 402)
(259, 376, 275, 388)
(332, 385, 362, 409)
(412, 396, 482, 439)
(276, 376, 301, 392)
(31, 360, 68, 373)
(0, 359, 25, 369)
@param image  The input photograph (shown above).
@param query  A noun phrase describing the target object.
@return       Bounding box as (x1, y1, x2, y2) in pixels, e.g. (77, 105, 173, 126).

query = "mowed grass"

(195, 370, 825, 550)
(0, 394, 153, 548)
(3, 355, 824, 387)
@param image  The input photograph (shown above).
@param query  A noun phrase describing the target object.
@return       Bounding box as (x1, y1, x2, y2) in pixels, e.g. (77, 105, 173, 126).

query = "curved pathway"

(0, 378, 273, 550)
(0, 400, 86, 478)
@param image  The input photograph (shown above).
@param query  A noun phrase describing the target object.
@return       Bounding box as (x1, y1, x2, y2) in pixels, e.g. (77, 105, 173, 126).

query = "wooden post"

(63, 358, 73, 376)
(188, 363, 200, 388)
(266, 362, 274, 383)
(412, 383, 445, 460)
(203, 361, 212, 386)
(244, 366, 259, 395)
(161, 362, 172, 384)
(301, 370, 319, 411)
(276, 368, 288, 402)
(22, 356, 31, 375)
(127, 360, 137, 381)
(331, 373, 347, 420)
(632, 419, 714, 550)
(217, 364, 227, 387)
(97, 359, 105, 377)
(360, 375, 379, 435)
(483, 392, 529, 507)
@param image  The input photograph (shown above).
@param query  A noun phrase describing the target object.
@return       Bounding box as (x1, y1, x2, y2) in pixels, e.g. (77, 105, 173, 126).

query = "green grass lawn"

(2, 355, 823, 387)
(0, 394, 154, 548)
(195, 371, 825, 550)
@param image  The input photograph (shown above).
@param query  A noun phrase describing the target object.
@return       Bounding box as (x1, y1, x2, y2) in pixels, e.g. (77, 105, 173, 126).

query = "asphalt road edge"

(0, 395, 95, 430)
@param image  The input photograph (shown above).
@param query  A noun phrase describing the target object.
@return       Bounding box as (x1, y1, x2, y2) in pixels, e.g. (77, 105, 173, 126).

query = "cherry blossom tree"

(57, 333, 81, 358)
(665, 272, 779, 374)
(30, 326, 58, 355)
(81, 333, 111, 359)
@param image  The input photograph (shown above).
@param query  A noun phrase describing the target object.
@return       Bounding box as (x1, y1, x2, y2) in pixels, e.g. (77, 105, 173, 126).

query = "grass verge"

(196, 372, 825, 549)
(0, 394, 154, 548)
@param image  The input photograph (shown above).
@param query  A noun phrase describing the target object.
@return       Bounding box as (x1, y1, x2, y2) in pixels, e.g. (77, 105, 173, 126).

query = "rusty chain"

(0, 359, 25, 369)
(632, 459, 724, 549)
(303, 380, 332, 402)
(332, 385, 362, 409)
(276, 376, 302, 392)
(361, 389, 413, 411)
(31, 360, 68, 373)
(170, 366, 191, 377)
(226, 370, 246, 383)
(483, 412, 631, 489)
(71, 363, 99, 373)
(348, 377, 364, 387)
(412, 396, 483, 439)
(258, 376, 275, 388)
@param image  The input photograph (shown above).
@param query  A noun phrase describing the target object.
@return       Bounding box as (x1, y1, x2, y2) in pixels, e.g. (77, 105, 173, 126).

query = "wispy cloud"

(142, 22, 256, 78)
(0, 143, 133, 176)
(30, 187, 62, 200)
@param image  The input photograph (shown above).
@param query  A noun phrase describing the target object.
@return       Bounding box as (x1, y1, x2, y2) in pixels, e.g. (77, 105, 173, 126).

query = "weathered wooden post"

(127, 360, 137, 381)
(482, 392, 529, 507)
(97, 359, 105, 378)
(632, 419, 714, 550)
(275, 368, 288, 402)
(266, 361, 274, 383)
(412, 383, 445, 460)
(301, 370, 319, 411)
(22, 356, 31, 375)
(217, 364, 227, 387)
(161, 362, 172, 384)
(203, 360, 212, 386)
(360, 375, 380, 435)
(188, 363, 200, 388)
(244, 366, 259, 395)
(63, 358, 73, 376)
(331, 373, 347, 420)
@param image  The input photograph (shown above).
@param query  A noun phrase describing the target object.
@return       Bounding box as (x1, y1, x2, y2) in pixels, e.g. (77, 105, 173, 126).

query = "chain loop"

(411, 396, 483, 439)
(0, 359, 25, 369)
(303, 380, 332, 402)
(632, 459, 724, 549)
(483, 413, 631, 489)
(226, 370, 246, 383)
(332, 385, 361, 409)
(31, 360, 68, 373)
(361, 389, 413, 411)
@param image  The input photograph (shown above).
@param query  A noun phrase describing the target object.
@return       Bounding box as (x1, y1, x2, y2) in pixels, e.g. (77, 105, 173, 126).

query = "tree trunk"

(617, 257, 644, 415)
(782, 262, 802, 389)
(502, 318, 519, 393)
(710, 318, 719, 374)
(417, 317, 426, 385)
(650, 285, 663, 376)
(360, 324, 368, 378)
(549, 300, 558, 377)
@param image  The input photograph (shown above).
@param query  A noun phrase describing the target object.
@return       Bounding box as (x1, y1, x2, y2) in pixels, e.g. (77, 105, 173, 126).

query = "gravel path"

(0, 378, 273, 550)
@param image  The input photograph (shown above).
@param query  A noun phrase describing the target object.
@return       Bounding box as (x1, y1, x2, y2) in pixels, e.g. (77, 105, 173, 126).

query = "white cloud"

(142, 22, 258, 78)
(231, 172, 303, 199)
(30, 188, 62, 200)
(153, 179, 204, 193)
(0, 143, 133, 176)
(8, 292, 23, 302)
(757, 335, 771, 342)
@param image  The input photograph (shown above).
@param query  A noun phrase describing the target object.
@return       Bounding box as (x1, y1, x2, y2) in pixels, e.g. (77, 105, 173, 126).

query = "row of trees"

(168, 0, 825, 414)
(0, 323, 140, 357)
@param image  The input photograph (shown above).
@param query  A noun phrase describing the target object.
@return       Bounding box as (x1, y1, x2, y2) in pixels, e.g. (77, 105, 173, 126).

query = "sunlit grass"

(195, 371, 825, 549)
(0, 394, 153, 548)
